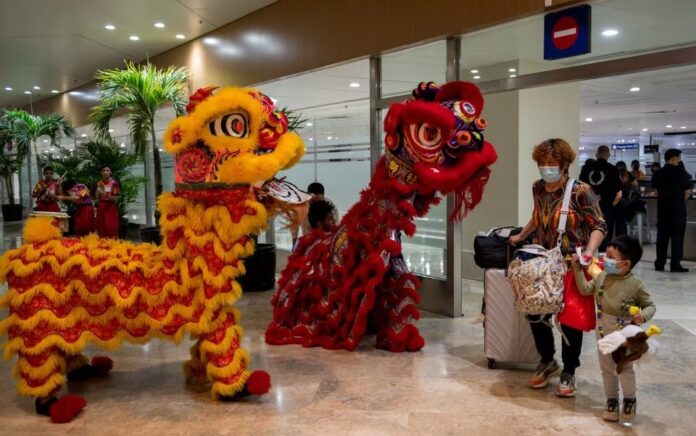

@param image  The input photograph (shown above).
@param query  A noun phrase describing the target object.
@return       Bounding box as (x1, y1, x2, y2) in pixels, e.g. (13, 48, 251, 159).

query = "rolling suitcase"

(483, 268, 540, 369)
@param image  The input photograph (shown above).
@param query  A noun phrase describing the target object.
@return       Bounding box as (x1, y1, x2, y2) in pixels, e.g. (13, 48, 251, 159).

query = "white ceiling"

(0, 0, 276, 108)
(579, 64, 696, 151)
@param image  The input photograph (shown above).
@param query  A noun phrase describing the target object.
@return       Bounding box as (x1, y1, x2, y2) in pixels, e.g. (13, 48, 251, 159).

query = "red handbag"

(558, 269, 596, 332)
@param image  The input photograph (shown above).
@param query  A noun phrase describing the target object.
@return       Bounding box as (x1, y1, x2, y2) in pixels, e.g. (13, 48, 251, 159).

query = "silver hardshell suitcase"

(483, 268, 540, 368)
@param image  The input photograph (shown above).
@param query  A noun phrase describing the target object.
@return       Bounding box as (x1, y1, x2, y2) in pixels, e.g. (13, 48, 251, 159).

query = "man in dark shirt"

(652, 149, 692, 272)
(580, 145, 622, 251)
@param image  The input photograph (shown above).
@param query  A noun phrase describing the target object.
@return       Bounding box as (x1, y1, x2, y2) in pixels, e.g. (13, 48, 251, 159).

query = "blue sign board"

(544, 4, 592, 60)
(612, 143, 639, 150)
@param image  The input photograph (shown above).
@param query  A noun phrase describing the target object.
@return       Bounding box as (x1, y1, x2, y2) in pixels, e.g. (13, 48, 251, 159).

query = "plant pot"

(237, 243, 276, 292)
(119, 218, 129, 239)
(140, 226, 162, 244)
(1, 204, 23, 222)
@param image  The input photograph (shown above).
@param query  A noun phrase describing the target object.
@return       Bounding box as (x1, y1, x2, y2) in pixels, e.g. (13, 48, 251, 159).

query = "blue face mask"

(539, 166, 561, 184)
(604, 258, 621, 275)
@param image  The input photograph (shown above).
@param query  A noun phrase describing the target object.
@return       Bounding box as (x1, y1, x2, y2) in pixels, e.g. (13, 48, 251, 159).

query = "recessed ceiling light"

(642, 128, 648, 132)
(666, 124, 673, 128)
(105, 24, 115, 31)
(584, 117, 593, 122)
(33, 86, 40, 90)
(680, 126, 687, 129)
(120, 143, 126, 148)
(327, 136, 333, 140)
(308, 137, 313, 141)
(129, 35, 140, 41)
(203, 37, 219, 45)
(43, 139, 48, 143)
(24, 91, 31, 95)
(154, 22, 165, 28)
(509, 74, 517, 78)
(305, 122, 313, 127)
(470, 69, 479, 74)
(508, 68, 517, 73)
(349, 82, 360, 88)
(602, 29, 619, 37)
(108, 128, 114, 133)
(270, 97, 278, 104)
(473, 75, 481, 80)
(176, 34, 186, 40)
(630, 86, 640, 92)
(51, 89, 59, 94)
(80, 133, 87, 137)
(4, 87, 11, 91)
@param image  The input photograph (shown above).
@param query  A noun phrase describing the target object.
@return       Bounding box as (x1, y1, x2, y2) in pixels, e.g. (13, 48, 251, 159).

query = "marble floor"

(0, 224, 695, 435)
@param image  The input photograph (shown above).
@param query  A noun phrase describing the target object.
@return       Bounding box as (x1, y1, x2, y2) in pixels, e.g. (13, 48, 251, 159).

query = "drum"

(30, 211, 71, 234)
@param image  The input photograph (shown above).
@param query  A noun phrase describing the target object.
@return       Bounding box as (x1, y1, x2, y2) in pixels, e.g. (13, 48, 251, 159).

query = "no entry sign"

(544, 4, 591, 60)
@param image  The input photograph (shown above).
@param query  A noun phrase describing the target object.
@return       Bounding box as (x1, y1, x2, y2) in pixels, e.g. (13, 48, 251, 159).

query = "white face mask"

(539, 166, 562, 183)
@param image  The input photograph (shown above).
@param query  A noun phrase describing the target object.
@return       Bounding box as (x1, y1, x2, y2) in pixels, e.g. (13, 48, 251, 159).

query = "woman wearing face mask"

(509, 138, 606, 398)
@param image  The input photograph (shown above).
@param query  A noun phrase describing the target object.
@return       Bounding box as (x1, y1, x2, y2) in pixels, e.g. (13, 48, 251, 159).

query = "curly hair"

(532, 138, 576, 172)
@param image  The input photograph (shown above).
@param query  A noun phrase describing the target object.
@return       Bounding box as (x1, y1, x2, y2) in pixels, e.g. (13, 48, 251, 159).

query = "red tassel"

(449, 167, 491, 222)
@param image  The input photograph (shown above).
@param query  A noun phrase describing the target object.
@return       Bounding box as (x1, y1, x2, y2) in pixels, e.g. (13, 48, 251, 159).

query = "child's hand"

(570, 254, 580, 266)
(632, 313, 646, 324)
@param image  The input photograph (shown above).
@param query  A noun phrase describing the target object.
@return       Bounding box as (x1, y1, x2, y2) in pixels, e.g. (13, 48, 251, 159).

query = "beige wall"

(30, 0, 547, 126)
(518, 82, 581, 223)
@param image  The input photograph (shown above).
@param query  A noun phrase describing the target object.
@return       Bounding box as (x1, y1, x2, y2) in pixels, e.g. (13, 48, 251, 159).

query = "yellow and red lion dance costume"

(0, 86, 304, 422)
(266, 81, 497, 352)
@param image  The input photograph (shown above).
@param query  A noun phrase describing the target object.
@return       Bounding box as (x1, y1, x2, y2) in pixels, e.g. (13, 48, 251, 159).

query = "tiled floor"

(0, 223, 695, 435)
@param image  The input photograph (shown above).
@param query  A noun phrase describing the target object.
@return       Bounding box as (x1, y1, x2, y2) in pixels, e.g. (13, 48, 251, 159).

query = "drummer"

(32, 166, 61, 212)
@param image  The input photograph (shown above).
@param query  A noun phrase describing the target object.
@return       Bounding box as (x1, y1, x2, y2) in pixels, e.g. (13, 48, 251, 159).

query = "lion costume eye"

(208, 112, 249, 138)
(410, 123, 442, 150)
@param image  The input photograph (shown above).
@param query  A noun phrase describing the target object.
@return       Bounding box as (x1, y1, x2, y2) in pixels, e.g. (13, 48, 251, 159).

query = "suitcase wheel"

(487, 358, 498, 369)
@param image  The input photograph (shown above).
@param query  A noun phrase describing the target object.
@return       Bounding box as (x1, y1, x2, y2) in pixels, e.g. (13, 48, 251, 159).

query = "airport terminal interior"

(1, 0, 695, 434)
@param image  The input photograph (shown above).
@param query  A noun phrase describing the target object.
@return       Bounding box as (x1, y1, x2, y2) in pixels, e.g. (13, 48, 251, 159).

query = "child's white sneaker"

(603, 398, 619, 422)
(621, 398, 637, 422)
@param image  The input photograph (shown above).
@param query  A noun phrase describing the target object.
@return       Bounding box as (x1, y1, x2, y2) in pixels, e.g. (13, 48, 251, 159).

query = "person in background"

(510, 138, 606, 398)
(580, 146, 622, 251)
(652, 149, 692, 272)
(579, 158, 595, 182)
(57, 179, 95, 236)
(96, 165, 121, 238)
(32, 166, 61, 212)
(291, 182, 339, 247)
(630, 160, 646, 181)
(307, 200, 337, 233)
(649, 162, 661, 178)
(614, 161, 637, 237)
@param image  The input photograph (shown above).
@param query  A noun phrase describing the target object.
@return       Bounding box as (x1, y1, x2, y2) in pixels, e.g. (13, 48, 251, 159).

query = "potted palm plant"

(3, 109, 74, 201)
(90, 61, 190, 241)
(0, 110, 31, 221)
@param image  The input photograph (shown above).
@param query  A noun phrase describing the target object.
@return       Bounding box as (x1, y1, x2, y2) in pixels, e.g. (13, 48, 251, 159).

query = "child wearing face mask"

(571, 235, 656, 424)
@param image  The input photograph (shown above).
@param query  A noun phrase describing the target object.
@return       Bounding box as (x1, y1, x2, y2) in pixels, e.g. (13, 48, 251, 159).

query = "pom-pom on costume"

(0, 86, 304, 422)
(266, 81, 497, 352)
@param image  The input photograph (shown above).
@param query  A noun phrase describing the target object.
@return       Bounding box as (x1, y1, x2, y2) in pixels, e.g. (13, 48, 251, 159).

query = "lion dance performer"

(0, 86, 304, 422)
(266, 81, 497, 352)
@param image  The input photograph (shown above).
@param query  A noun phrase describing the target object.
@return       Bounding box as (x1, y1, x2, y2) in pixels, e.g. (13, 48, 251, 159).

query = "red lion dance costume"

(0, 86, 304, 422)
(266, 81, 497, 352)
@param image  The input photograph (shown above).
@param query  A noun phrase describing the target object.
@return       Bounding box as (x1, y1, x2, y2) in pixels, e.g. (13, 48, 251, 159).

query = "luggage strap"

(556, 178, 575, 247)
